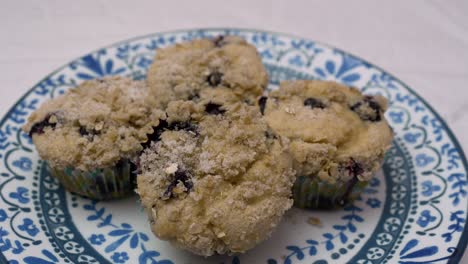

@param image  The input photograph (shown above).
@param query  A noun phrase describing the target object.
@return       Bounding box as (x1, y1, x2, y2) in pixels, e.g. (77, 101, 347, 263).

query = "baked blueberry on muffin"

(261, 80, 393, 209)
(146, 35, 268, 108)
(23, 76, 164, 200)
(137, 98, 295, 256)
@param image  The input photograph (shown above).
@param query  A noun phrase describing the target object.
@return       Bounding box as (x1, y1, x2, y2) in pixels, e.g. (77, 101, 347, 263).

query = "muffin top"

(137, 98, 294, 256)
(146, 35, 268, 108)
(261, 80, 393, 183)
(23, 76, 164, 171)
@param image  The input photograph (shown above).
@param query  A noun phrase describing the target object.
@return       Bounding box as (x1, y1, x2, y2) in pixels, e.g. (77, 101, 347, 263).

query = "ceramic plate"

(0, 29, 466, 264)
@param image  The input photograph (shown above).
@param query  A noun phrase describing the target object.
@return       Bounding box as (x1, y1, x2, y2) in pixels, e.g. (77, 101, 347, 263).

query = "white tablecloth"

(1, 0, 467, 262)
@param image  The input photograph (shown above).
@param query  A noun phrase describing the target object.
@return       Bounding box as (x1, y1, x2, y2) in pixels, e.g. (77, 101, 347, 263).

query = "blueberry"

(79, 127, 99, 136)
(265, 130, 277, 139)
(78, 127, 100, 141)
(336, 159, 365, 206)
(304, 97, 326, 109)
(187, 93, 200, 100)
(258, 96, 268, 115)
(142, 120, 198, 149)
(162, 168, 193, 199)
(345, 158, 364, 177)
(142, 120, 169, 149)
(170, 121, 198, 133)
(29, 114, 57, 137)
(205, 102, 226, 115)
(350, 96, 382, 122)
(243, 99, 254, 106)
(79, 127, 88, 136)
(207, 71, 223, 87)
(213, 35, 227, 47)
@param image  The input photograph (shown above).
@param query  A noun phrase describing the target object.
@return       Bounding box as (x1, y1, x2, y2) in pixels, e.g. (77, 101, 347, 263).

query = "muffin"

(146, 35, 268, 108)
(137, 98, 295, 256)
(260, 80, 393, 209)
(23, 76, 164, 200)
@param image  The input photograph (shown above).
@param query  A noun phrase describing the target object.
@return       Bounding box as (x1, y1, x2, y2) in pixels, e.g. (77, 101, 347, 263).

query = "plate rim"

(0, 27, 466, 264)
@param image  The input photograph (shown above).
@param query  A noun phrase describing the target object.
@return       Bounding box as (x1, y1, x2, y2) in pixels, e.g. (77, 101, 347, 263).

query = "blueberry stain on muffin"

(258, 96, 268, 115)
(345, 158, 364, 178)
(143, 120, 169, 148)
(169, 121, 198, 134)
(187, 93, 200, 101)
(162, 168, 193, 200)
(337, 159, 364, 206)
(28, 113, 58, 137)
(78, 126, 88, 136)
(350, 96, 382, 122)
(143, 120, 198, 149)
(213, 35, 227, 47)
(205, 102, 226, 115)
(304, 97, 326, 109)
(206, 71, 223, 87)
(264, 129, 278, 139)
(78, 127, 100, 141)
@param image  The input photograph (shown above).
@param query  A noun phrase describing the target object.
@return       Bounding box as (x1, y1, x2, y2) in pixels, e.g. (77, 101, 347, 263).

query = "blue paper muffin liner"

(292, 175, 369, 209)
(47, 159, 135, 200)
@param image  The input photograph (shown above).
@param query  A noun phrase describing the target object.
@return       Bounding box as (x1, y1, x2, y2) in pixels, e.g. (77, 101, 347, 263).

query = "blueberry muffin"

(23, 76, 164, 200)
(260, 80, 393, 209)
(137, 98, 295, 256)
(146, 35, 268, 108)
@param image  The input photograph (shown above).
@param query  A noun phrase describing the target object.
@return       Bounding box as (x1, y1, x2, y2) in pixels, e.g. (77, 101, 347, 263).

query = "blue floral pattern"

(421, 181, 441, 197)
(71, 52, 126, 80)
(89, 234, 106, 245)
(415, 153, 435, 167)
(398, 239, 456, 263)
(417, 210, 437, 228)
(12, 157, 32, 171)
(314, 52, 369, 85)
(0, 210, 7, 222)
(0, 29, 466, 264)
(9, 187, 30, 204)
(82, 201, 172, 263)
(111, 252, 129, 263)
(17, 218, 39, 237)
(441, 211, 465, 242)
(447, 173, 467, 206)
(366, 198, 381, 209)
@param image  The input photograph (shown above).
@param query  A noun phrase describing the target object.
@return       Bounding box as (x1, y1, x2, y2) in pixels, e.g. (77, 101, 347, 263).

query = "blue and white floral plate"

(0, 28, 466, 264)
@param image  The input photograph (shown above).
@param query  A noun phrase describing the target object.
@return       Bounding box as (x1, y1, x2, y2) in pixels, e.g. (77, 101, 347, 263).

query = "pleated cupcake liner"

(292, 175, 369, 209)
(47, 159, 135, 200)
